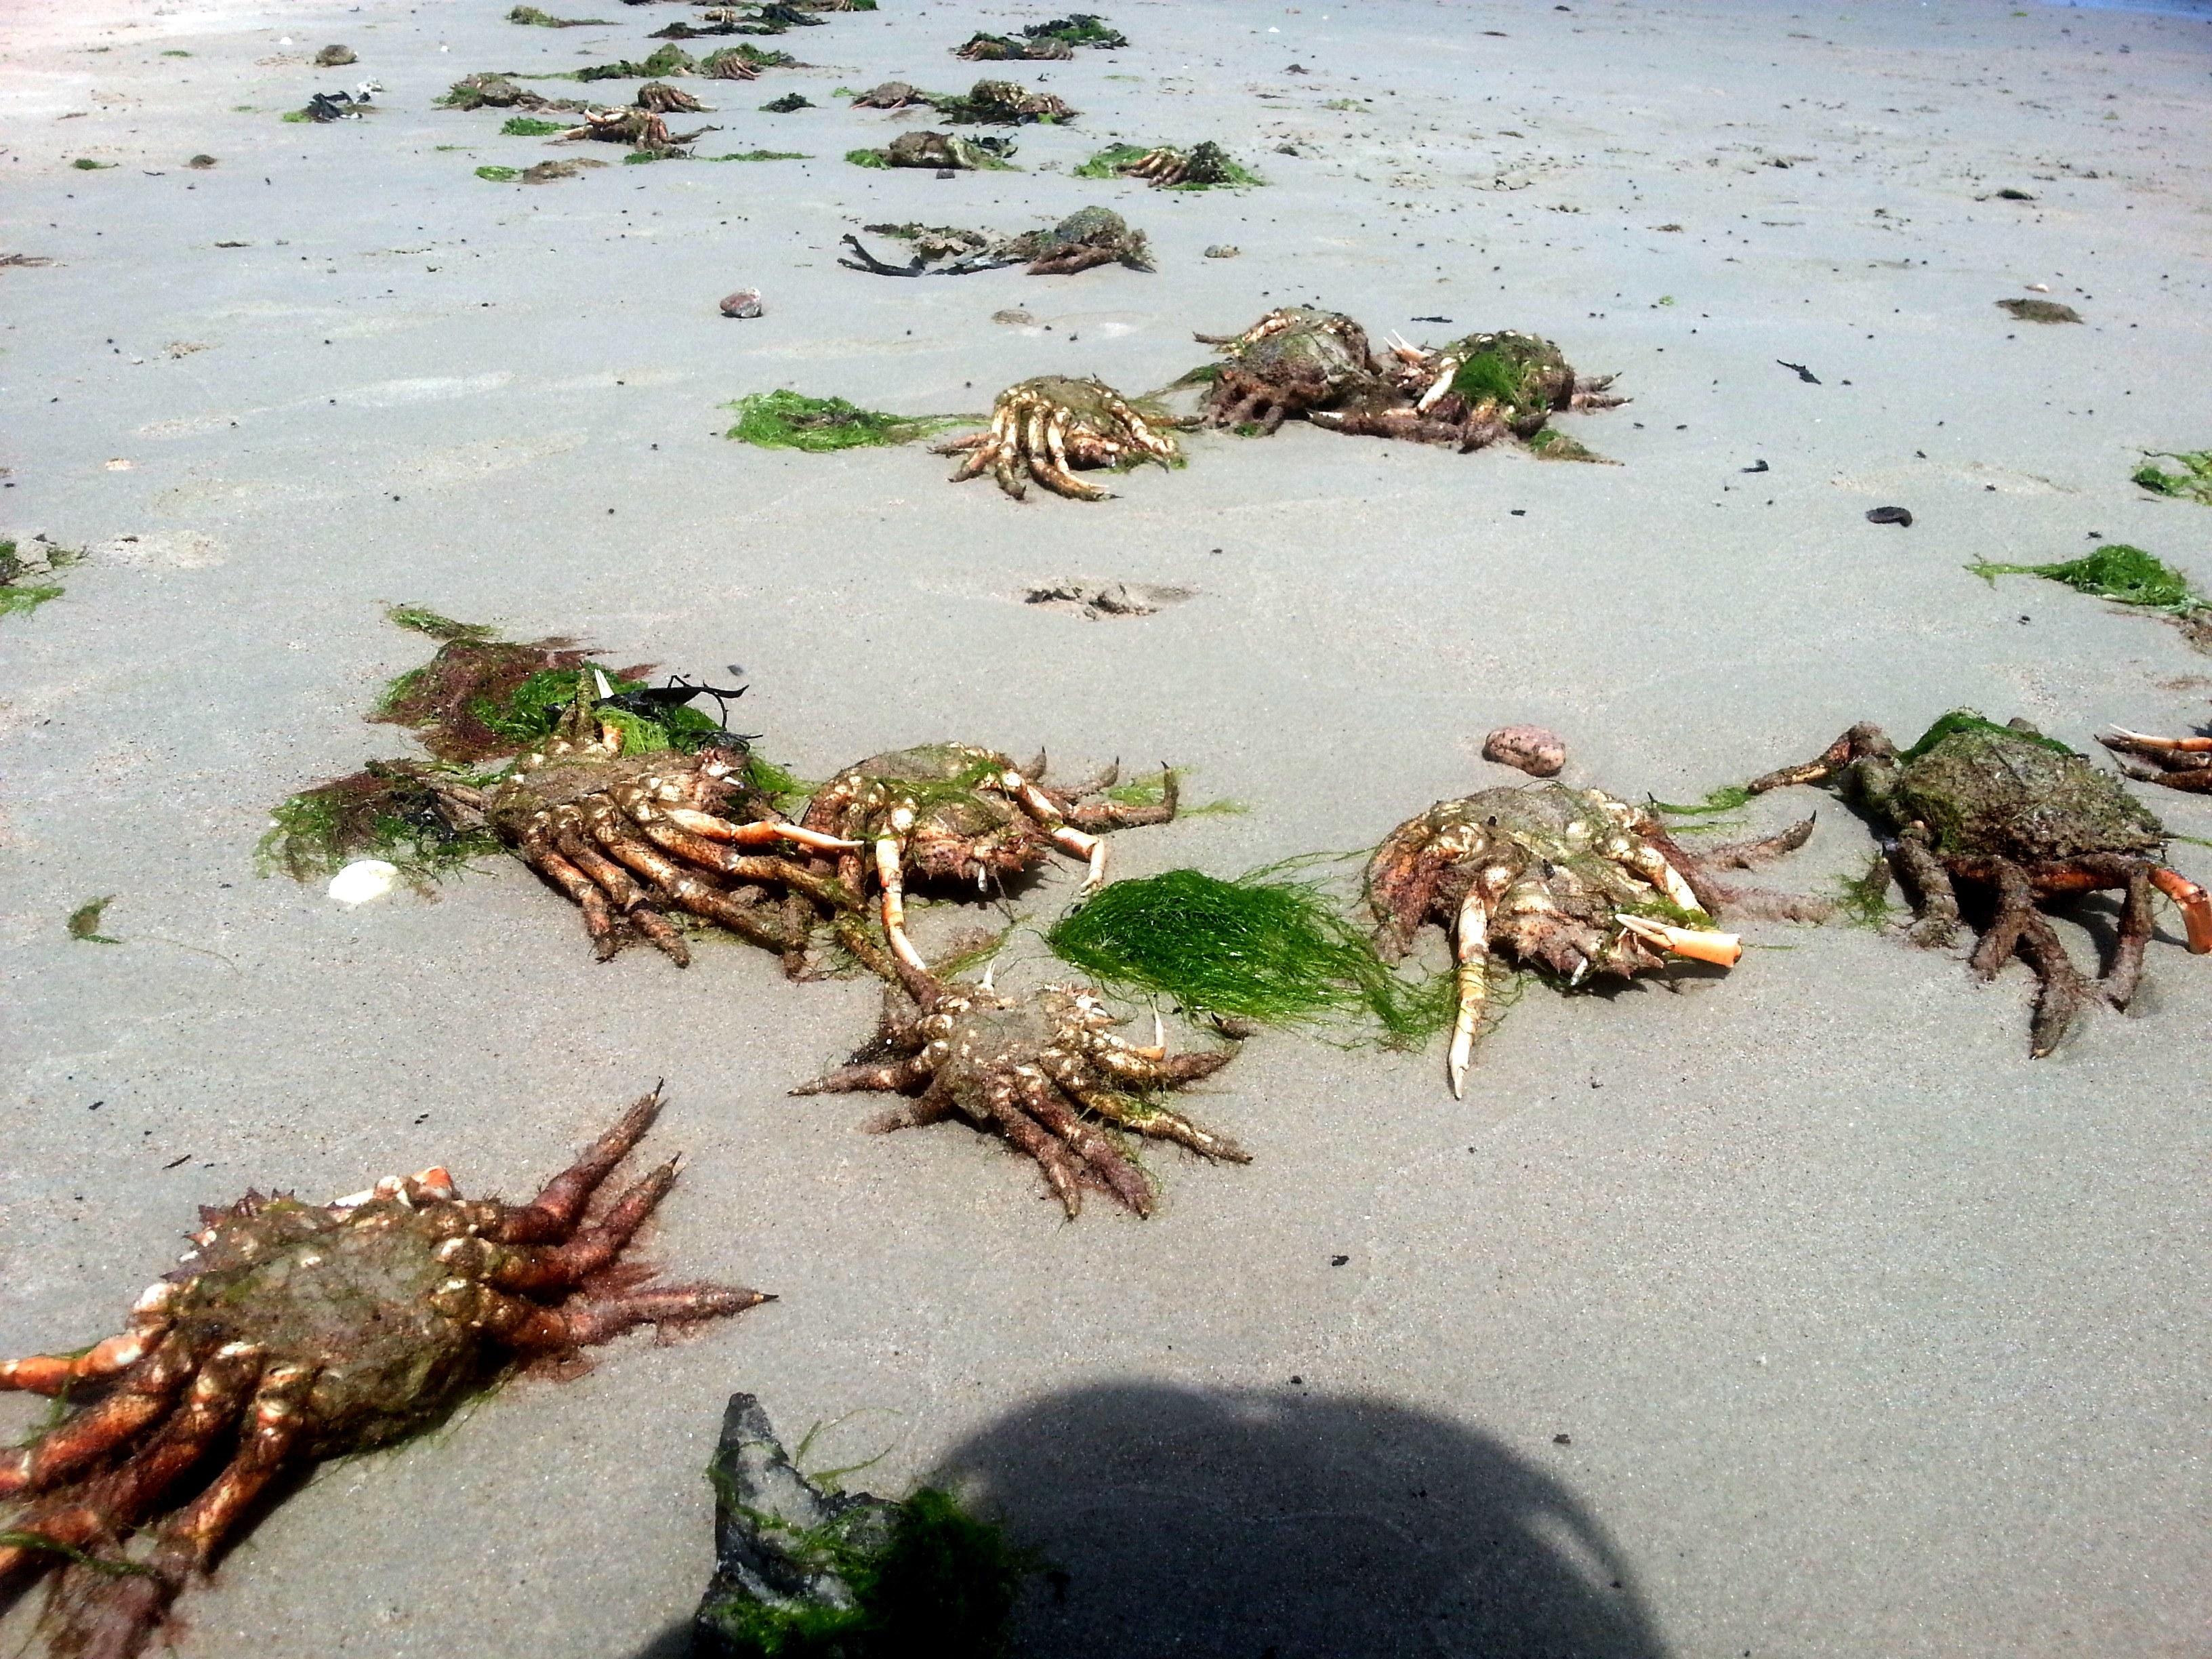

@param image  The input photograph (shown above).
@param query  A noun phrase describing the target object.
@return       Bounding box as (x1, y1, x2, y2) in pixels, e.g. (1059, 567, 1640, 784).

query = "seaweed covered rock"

(691, 1393, 1023, 1659)
(955, 30, 1071, 60)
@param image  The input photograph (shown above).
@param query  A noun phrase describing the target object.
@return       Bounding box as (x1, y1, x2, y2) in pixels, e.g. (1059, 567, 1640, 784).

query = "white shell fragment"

(328, 859, 401, 905)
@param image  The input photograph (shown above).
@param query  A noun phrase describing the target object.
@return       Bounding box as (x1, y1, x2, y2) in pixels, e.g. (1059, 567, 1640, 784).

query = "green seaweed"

(71, 159, 117, 169)
(723, 390, 969, 452)
(1829, 850, 1898, 929)
(700, 45, 797, 73)
(1652, 785, 1756, 817)
(697, 1486, 1023, 1659)
(1, 538, 80, 619)
(476, 165, 523, 182)
(1898, 709, 2075, 764)
(256, 766, 502, 883)
(705, 149, 810, 161)
(577, 44, 694, 81)
(1025, 13, 1126, 47)
(1966, 543, 2208, 617)
(844, 147, 888, 167)
(387, 605, 498, 642)
(2131, 449, 2212, 506)
(1046, 867, 1453, 1042)
(66, 898, 123, 945)
(508, 5, 612, 22)
(499, 115, 569, 136)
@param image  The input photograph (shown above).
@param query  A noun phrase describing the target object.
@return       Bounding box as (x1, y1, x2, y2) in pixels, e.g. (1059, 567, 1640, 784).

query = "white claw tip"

(328, 859, 401, 905)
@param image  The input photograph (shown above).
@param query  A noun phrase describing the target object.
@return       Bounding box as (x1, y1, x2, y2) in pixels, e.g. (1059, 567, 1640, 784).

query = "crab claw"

(1614, 913, 1742, 967)
(2105, 726, 2212, 754)
(2150, 867, 2212, 954)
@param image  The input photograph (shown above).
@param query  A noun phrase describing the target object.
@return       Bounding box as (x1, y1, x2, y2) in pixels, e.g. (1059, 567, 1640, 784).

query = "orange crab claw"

(1615, 913, 1743, 967)
(2150, 867, 2212, 954)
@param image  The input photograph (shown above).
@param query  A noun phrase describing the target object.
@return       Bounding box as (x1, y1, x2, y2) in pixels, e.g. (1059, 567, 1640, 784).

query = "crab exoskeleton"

(1311, 329, 1627, 457)
(1370, 782, 1812, 1097)
(1193, 308, 1385, 434)
(433, 682, 858, 970)
(1121, 141, 1242, 188)
(1752, 712, 2212, 1054)
(936, 375, 1180, 501)
(798, 743, 1178, 970)
(792, 963, 1245, 1217)
(0, 1090, 766, 1659)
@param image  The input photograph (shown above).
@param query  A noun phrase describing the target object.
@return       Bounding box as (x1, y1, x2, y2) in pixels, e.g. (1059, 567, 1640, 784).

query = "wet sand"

(3, 0, 2211, 1653)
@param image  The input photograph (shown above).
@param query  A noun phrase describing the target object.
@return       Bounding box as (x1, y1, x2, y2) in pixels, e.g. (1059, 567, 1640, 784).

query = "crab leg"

(553, 815, 689, 965)
(1448, 887, 1493, 1101)
(1002, 771, 1108, 888)
(659, 808, 857, 853)
(2104, 727, 2212, 754)
(0, 1282, 175, 1395)
(518, 821, 621, 960)
(2151, 866, 2212, 954)
(875, 809, 926, 971)
(0, 1332, 193, 1500)
(1621, 844, 1706, 913)
(1614, 912, 1743, 966)
(1416, 357, 1462, 413)
(1015, 1071, 1155, 1215)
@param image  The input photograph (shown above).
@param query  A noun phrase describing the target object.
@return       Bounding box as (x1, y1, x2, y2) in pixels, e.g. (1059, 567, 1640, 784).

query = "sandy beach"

(4, 0, 2211, 1652)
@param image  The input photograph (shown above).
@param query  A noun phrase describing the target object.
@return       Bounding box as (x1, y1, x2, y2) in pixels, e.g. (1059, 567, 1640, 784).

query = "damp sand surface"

(4, 1, 2212, 1655)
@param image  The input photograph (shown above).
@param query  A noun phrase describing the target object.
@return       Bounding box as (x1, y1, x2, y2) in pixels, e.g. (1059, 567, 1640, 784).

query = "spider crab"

(936, 375, 1180, 500)
(1750, 711, 2212, 1054)
(793, 959, 1245, 1217)
(432, 679, 859, 971)
(1369, 782, 1816, 1096)
(1312, 328, 1627, 457)
(0, 1089, 766, 1659)
(798, 743, 1178, 970)
(1193, 308, 1382, 433)
(1115, 141, 1240, 188)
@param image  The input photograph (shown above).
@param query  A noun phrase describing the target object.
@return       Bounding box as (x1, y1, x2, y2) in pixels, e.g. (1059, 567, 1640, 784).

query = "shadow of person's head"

(931, 1380, 1666, 1659)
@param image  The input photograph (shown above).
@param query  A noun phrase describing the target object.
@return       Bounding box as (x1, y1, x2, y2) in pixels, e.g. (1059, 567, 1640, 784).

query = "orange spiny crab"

(936, 375, 1180, 501)
(0, 1089, 766, 1659)
(433, 679, 859, 970)
(798, 743, 1177, 970)
(1369, 783, 1811, 1097)
(793, 960, 1245, 1217)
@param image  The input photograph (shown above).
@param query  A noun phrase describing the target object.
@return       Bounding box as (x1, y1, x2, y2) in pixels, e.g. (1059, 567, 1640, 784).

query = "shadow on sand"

(632, 1380, 1666, 1658)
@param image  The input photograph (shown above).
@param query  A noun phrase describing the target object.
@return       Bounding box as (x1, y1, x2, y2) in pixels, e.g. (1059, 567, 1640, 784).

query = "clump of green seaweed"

(1071, 140, 1261, 188)
(2132, 449, 2212, 506)
(260, 607, 780, 885)
(0, 537, 80, 619)
(507, 5, 611, 24)
(576, 43, 695, 81)
(723, 390, 971, 452)
(1967, 543, 2212, 649)
(691, 1393, 1024, 1659)
(1046, 867, 1453, 1042)
(498, 115, 569, 136)
(66, 897, 123, 945)
(1828, 849, 1899, 929)
(1027, 13, 1126, 47)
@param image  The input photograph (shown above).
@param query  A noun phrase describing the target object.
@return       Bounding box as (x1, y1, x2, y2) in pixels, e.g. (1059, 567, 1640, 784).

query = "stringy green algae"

(0, 539, 77, 619)
(1046, 868, 1452, 1041)
(724, 390, 968, 451)
(2132, 449, 2212, 506)
(1967, 544, 2208, 616)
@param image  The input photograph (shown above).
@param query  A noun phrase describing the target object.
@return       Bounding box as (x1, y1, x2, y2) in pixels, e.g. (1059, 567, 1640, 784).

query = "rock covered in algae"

(691, 1393, 1025, 1659)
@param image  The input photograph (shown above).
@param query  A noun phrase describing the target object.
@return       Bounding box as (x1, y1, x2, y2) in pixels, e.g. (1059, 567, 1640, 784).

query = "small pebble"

(1483, 725, 1568, 777)
(329, 860, 400, 905)
(1865, 505, 1913, 527)
(314, 44, 356, 66)
(1204, 244, 1242, 259)
(718, 288, 764, 319)
(186, 154, 217, 169)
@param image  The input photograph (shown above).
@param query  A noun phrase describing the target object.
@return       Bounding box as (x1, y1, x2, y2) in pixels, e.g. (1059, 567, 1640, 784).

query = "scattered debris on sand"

(1996, 297, 2083, 324)
(1025, 578, 1196, 618)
